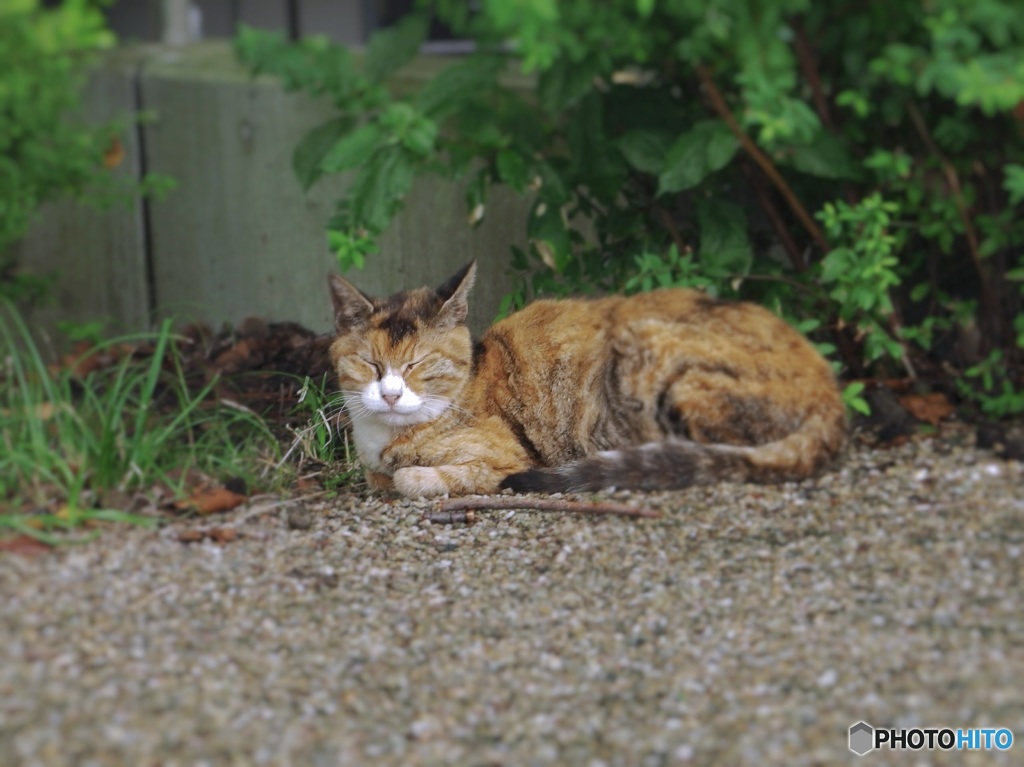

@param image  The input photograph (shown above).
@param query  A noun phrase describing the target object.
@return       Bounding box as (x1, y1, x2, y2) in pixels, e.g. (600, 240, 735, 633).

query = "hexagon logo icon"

(849, 721, 874, 756)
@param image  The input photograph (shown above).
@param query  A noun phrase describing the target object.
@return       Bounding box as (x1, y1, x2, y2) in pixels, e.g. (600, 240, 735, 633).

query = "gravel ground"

(2, 429, 1022, 766)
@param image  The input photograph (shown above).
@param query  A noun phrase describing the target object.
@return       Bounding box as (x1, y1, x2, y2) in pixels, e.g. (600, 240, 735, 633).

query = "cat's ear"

(328, 274, 374, 334)
(434, 260, 476, 328)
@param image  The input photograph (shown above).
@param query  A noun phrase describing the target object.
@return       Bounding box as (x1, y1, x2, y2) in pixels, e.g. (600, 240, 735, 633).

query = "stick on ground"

(435, 496, 662, 520)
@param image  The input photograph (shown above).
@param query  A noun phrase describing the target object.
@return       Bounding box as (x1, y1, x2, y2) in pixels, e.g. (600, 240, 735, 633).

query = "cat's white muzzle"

(358, 375, 448, 426)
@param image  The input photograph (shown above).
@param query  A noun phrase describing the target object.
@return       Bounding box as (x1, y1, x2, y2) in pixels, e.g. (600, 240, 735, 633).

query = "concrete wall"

(12, 47, 152, 340)
(12, 42, 530, 339)
(105, 0, 367, 45)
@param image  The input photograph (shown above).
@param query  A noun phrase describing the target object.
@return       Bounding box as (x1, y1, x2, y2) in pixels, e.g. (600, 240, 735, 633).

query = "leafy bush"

(236, 0, 1024, 415)
(0, 0, 171, 301)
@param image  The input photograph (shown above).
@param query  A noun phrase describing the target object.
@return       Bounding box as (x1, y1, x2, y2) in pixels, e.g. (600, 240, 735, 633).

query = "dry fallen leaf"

(176, 486, 247, 515)
(104, 135, 125, 168)
(56, 341, 136, 378)
(294, 476, 322, 494)
(213, 338, 256, 374)
(898, 392, 955, 426)
(533, 239, 557, 271)
(4, 402, 68, 421)
(0, 534, 53, 557)
(878, 433, 912, 449)
(164, 466, 213, 488)
(177, 526, 239, 544)
(208, 527, 239, 543)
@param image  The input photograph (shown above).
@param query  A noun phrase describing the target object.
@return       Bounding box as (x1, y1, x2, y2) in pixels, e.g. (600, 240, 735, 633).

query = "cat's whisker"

(419, 395, 458, 415)
(433, 401, 472, 421)
(335, 401, 369, 417)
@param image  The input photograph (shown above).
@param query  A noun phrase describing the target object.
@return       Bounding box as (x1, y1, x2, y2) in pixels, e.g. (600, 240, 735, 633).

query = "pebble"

(286, 504, 314, 530)
(1, 431, 1022, 765)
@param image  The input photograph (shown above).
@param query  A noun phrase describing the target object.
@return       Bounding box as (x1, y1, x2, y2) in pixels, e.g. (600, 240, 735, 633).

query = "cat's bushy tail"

(500, 414, 845, 494)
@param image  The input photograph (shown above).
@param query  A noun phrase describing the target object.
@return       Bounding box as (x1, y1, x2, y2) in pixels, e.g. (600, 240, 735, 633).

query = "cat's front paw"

(393, 466, 449, 498)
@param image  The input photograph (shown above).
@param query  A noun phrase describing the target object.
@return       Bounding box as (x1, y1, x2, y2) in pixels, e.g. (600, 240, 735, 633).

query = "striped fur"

(328, 262, 846, 497)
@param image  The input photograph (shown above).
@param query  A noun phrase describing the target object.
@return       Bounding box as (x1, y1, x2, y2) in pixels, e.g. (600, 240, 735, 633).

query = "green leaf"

(1004, 164, 1024, 207)
(416, 54, 505, 117)
(349, 146, 416, 232)
(821, 247, 854, 283)
(843, 381, 866, 398)
(455, 109, 508, 149)
(401, 117, 438, 156)
(234, 24, 287, 73)
(535, 161, 570, 205)
(604, 84, 690, 136)
(658, 120, 738, 195)
(783, 131, 861, 181)
(528, 200, 571, 272)
(910, 282, 930, 302)
(496, 147, 531, 193)
(835, 89, 870, 118)
(565, 91, 624, 198)
(696, 199, 752, 277)
(706, 126, 739, 170)
(843, 382, 871, 416)
(363, 14, 428, 83)
(538, 55, 601, 113)
(321, 123, 382, 174)
(292, 116, 356, 190)
(617, 130, 673, 175)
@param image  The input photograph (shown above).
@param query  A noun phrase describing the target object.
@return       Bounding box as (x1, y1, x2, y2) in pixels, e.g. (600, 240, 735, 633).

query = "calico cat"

(327, 261, 846, 498)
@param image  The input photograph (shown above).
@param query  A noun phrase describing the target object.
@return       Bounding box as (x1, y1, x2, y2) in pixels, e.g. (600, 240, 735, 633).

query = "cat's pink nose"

(380, 373, 404, 407)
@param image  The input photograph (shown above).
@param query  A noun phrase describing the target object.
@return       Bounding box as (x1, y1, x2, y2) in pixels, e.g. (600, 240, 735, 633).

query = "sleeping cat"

(327, 261, 846, 498)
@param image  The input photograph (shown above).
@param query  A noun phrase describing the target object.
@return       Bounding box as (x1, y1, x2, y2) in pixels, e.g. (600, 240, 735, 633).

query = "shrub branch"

(905, 101, 1000, 340)
(653, 204, 690, 256)
(791, 18, 835, 131)
(739, 161, 807, 272)
(695, 63, 830, 254)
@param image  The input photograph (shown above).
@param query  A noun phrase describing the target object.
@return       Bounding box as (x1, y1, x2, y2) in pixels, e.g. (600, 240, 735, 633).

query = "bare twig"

(653, 204, 689, 256)
(885, 303, 919, 381)
(791, 18, 834, 131)
(739, 161, 807, 272)
(232, 493, 329, 523)
(695, 63, 830, 254)
(424, 509, 477, 525)
(790, 19, 861, 207)
(436, 496, 663, 519)
(726, 272, 824, 299)
(905, 101, 1000, 340)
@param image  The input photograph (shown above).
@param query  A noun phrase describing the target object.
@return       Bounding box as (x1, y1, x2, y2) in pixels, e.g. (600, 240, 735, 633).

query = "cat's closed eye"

(359, 356, 383, 378)
(402, 355, 429, 374)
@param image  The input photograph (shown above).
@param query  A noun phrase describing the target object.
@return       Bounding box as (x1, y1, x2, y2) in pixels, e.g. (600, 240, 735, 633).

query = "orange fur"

(327, 262, 846, 497)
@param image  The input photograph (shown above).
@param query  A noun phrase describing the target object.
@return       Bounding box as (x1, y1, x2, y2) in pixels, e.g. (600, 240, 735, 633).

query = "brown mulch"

(177, 317, 338, 429)
(55, 316, 340, 434)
